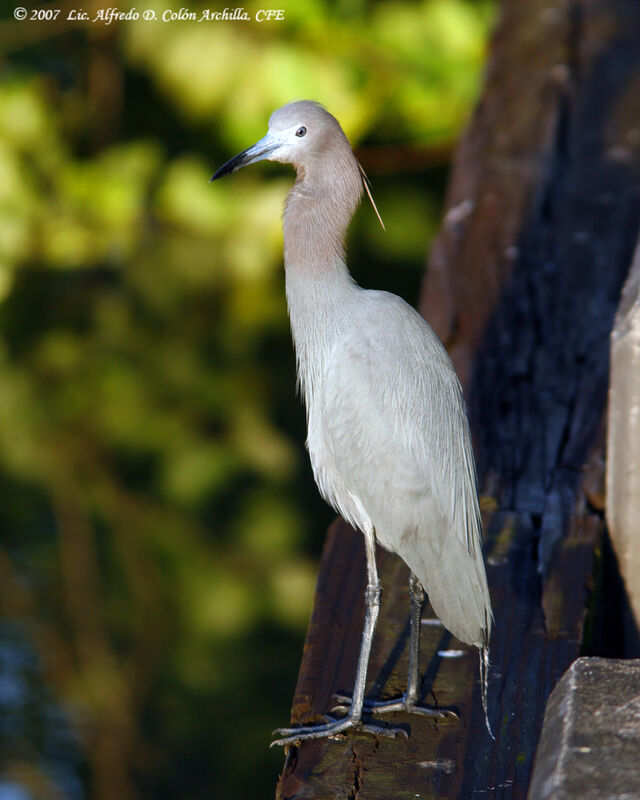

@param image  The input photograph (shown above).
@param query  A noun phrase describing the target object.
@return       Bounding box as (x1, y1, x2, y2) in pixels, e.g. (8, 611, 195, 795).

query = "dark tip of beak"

(210, 140, 279, 183)
(210, 150, 250, 182)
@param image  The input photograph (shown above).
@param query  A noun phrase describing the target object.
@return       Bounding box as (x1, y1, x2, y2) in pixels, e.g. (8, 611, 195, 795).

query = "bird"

(211, 100, 493, 745)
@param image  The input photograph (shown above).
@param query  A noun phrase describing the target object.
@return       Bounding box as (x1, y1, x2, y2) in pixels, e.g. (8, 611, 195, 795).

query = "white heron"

(211, 101, 492, 745)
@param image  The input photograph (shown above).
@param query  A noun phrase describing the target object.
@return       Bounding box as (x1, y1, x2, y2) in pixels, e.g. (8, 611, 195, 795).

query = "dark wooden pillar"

(276, 1, 640, 797)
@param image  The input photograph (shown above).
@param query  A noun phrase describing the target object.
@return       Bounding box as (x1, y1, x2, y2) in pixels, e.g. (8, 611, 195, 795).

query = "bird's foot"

(270, 713, 408, 747)
(332, 693, 458, 720)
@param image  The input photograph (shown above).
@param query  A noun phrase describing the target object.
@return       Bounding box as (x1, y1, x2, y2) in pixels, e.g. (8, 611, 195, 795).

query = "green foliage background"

(0, 1, 493, 797)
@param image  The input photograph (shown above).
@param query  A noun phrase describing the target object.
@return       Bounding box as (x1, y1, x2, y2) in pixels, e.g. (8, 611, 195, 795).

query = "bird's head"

(210, 100, 353, 181)
(211, 100, 384, 230)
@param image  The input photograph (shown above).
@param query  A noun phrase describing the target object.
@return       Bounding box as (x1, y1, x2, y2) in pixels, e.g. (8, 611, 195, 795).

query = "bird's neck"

(283, 155, 363, 407)
(282, 151, 362, 273)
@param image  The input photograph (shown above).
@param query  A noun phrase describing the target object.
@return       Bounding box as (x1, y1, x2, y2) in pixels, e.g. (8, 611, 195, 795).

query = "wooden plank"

(277, 519, 480, 800)
(527, 658, 640, 800)
(276, 0, 640, 797)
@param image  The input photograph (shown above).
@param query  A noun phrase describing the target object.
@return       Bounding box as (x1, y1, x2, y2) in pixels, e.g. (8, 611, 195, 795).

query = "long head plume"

(358, 162, 385, 231)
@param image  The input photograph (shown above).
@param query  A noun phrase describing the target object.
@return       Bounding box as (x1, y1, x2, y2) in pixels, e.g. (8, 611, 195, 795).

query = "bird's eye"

(295, 126, 307, 137)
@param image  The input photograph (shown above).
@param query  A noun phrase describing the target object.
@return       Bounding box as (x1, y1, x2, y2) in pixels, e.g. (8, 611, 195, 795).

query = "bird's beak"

(210, 133, 280, 181)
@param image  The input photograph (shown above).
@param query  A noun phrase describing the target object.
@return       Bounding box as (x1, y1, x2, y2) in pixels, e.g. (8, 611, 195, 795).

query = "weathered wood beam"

(527, 658, 640, 800)
(276, 0, 640, 797)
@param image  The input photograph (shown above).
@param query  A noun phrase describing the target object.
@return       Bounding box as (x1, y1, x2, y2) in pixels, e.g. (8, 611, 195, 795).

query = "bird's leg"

(405, 571, 426, 704)
(271, 527, 407, 746)
(334, 572, 456, 720)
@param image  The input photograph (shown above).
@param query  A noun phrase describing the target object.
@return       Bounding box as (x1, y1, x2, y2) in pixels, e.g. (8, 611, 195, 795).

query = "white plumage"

(212, 100, 492, 744)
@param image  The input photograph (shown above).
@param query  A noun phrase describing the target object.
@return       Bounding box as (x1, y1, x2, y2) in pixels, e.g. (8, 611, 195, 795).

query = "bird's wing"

(320, 291, 480, 551)
(318, 291, 490, 645)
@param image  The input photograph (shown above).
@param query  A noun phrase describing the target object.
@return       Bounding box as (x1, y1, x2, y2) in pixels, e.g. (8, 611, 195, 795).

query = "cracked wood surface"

(276, 0, 640, 797)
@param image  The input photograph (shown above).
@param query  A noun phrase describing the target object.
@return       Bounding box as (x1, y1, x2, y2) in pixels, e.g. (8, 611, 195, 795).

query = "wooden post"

(606, 237, 640, 652)
(276, 0, 640, 797)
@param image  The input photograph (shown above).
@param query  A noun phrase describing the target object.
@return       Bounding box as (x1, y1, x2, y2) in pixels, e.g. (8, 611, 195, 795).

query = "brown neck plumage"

(283, 145, 363, 273)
